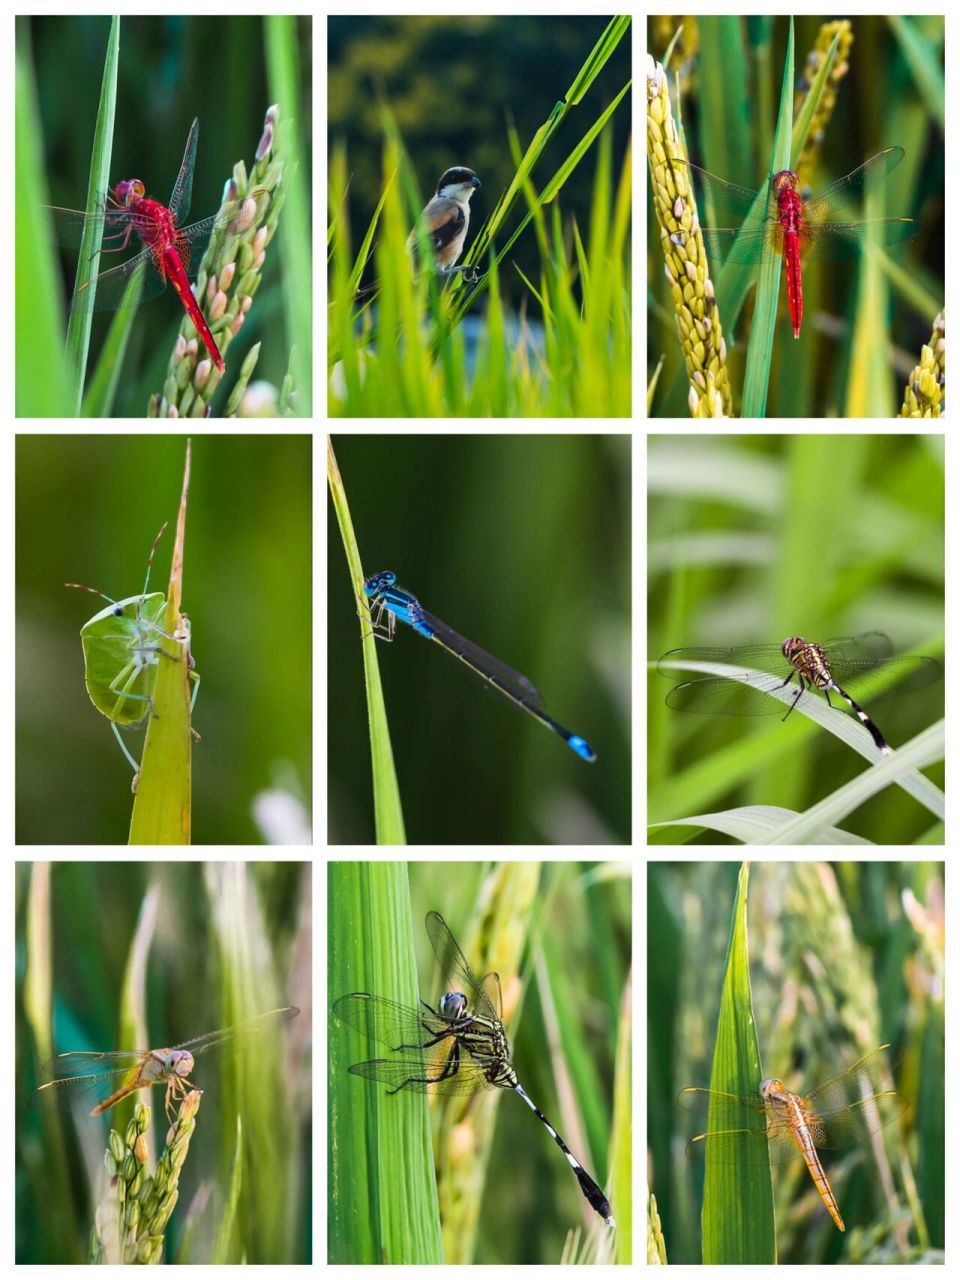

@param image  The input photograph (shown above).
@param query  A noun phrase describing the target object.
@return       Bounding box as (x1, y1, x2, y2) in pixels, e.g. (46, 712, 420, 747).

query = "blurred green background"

(17, 13, 312, 414)
(648, 433, 944, 844)
(16, 860, 312, 1263)
(648, 860, 944, 1262)
(646, 14, 943, 416)
(328, 858, 629, 1263)
(16, 434, 312, 844)
(328, 434, 630, 844)
(328, 14, 631, 314)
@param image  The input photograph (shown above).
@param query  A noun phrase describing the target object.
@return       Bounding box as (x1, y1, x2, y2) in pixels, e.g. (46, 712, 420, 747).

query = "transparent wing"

(798, 1045, 905, 1149)
(332, 993, 445, 1052)
(658, 644, 794, 679)
(678, 1046, 904, 1166)
(791, 217, 916, 262)
(480, 971, 504, 1022)
(658, 635, 897, 678)
(33, 1052, 151, 1111)
(672, 159, 767, 219)
(168, 1006, 299, 1057)
(334, 992, 492, 1094)
(39, 1048, 150, 1074)
(800, 148, 906, 222)
(698, 218, 915, 265)
(425, 911, 501, 1024)
(345, 1055, 495, 1097)
(678, 1086, 776, 1165)
(419, 611, 546, 711)
(168, 117, 199, 222)
(663, 672, 804, 716)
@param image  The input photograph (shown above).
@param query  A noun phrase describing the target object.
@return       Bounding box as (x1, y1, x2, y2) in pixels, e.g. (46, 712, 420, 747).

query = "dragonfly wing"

(800, 1046, 905, 1148)
(672, 160, 768, 217)
(33, 1055, 148, 1111)
(169, 118, 199, 224)
(821, 634, 894, 662)
(333, 994, 443, 1053)
(46, 204, 108, 252)
(39, 1049, 149, 1074)
(664, 673, 799, 716)
(346, 1054, 494, 1097)
(805, 1090, 905, 1150)
(78, 253, 163, 311)
(417, 610, 546, 713)
(695, 226, 780, 266)
(480, 972, 504, 1022)
(800, 148, 906, 220)
(175, 1006, 300, 1057)
(658, 646, 798, 677)
(195, 190, 271, 274)
(796, 217, 916, 263)
(425, 912, 501, 1024)
(679, 1088, 774, 1166)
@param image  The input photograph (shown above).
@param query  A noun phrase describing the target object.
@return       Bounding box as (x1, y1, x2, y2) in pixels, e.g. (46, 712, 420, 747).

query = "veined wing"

(333, 993, 445, 1052)
(677, 1085, 775, 1166)
(425, 911, 501, 1025)
(793, 216, 916, 263)
(34, 1051, 152, 1111)
(698, 218, 915, 265)
(40, 1048, 152, 1074)
(799, 1045, 905, 1148)
(169, 1006, 299, 1057)
(672, 159, 769, 219)
(800, 148, 907, 221)
(46, 199, 175, 251)
(168, 117, 200, 223)
(345, 1052, 496, 1097)
(480, 971, 504, 1022)
(419, 611, 545, 711)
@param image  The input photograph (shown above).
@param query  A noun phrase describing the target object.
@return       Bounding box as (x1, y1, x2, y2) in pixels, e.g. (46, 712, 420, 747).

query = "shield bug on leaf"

(66, 522, 200, 777)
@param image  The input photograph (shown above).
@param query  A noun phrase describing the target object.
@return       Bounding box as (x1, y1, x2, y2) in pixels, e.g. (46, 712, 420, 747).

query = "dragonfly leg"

(356, 593, 395, 642)
(385, 1039, 463, 1094)
(779, 674, 807, 722)
(164, 1073, 200, 1124)
(96, 223, 137, 255)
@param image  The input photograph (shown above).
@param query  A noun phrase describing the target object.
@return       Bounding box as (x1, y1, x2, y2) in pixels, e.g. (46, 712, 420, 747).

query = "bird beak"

(471, 176, 481, 189)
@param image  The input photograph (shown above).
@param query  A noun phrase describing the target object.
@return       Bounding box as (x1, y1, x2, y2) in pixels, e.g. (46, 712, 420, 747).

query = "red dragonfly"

(676, 147, 915, 338)
(47, 119, 266, 371)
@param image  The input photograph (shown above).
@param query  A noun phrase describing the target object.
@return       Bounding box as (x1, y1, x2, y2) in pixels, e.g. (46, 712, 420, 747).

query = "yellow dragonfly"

(678, 1044, 903, 1232)
(35, 1007, 299, 1123)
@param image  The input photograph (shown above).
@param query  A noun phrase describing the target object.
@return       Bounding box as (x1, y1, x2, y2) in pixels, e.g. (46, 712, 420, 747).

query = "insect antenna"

(64, 581, 122, 612)
(65, 522, 169, 618)
(141, 522, 168, 600)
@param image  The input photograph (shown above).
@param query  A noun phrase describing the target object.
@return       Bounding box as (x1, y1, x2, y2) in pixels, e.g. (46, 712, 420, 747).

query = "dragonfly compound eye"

(760, 1077, 787, 1100)
(168, 1050, 195, 1077)
(440, 992, 468, 1019)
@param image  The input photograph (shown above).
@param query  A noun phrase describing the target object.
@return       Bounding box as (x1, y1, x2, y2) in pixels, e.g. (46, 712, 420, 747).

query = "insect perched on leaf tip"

(66, 522, 200, 777)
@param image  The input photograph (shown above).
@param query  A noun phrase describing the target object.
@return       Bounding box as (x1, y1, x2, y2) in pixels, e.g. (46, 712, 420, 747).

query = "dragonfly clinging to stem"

(678, 1044, 904, 1232)
(35, 1007, 299, 1123)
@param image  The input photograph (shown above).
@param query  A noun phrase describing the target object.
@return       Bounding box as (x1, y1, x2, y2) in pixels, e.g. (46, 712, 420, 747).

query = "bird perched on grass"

(407, 166, 481, 280)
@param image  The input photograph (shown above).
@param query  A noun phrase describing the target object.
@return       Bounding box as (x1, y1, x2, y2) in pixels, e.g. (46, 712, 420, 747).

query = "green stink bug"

(66, 522, 200, 776)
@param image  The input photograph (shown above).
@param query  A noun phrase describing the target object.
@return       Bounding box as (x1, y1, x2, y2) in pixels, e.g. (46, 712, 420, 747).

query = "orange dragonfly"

(35, 1007, 298, 1123)
(678, 1044, 903, 1232)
